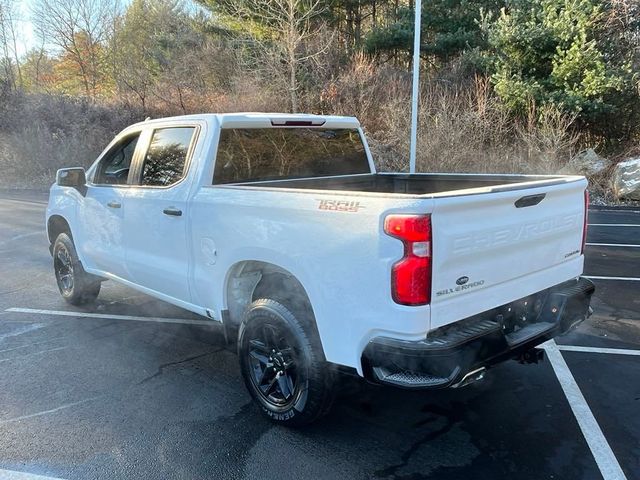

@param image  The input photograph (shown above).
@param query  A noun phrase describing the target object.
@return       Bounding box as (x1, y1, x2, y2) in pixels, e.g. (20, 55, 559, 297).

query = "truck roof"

(131, 113, 361, 130)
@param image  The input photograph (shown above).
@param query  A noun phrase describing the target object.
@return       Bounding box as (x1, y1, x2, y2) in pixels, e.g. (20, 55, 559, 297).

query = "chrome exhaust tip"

(451, 367, 486, 389)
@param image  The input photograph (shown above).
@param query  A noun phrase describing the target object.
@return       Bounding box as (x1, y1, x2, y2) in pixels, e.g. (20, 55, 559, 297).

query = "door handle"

(107, 201, 121, 209)
(163, 207, 182, 217)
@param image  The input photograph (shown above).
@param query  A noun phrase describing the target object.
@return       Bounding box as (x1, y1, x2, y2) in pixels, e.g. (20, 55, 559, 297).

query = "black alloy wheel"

(238, 299, 335, 426)
(54, 243, 74, 296)
(247, 323, 300, 408)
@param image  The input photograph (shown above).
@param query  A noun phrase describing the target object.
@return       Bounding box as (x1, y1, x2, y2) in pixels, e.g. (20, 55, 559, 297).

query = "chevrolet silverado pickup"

(46, 113, 595, 425)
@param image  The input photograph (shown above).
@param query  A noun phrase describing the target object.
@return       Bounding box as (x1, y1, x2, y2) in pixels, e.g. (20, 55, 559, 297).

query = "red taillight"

(384, 214, 432, 306)
(581, 189, 589, 254)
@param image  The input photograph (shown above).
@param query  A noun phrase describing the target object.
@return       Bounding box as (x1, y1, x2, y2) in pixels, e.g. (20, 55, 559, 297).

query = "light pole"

(409, 0, 422, 174)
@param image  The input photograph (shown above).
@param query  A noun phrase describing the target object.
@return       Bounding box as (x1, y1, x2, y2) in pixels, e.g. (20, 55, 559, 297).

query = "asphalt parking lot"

(0, 189, 638, 480)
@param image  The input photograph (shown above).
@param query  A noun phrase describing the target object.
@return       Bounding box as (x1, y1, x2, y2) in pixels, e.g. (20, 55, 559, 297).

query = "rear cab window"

(138, 127, 196, 187)
(213, 128, 370, 184)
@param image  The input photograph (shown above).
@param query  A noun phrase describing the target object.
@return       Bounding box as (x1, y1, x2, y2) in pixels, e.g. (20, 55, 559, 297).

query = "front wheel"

(238, 299, 335, 426)
(53, 233, 101, 305)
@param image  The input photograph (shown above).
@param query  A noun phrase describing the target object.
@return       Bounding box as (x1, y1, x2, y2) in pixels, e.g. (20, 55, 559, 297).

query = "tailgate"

(429, 178, 587, 330)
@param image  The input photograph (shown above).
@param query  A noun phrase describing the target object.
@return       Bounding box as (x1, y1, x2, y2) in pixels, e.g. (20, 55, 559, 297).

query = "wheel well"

(47, 215, 72, 245)
(226, 261, 314, 325)
(225, 261, 324, 358)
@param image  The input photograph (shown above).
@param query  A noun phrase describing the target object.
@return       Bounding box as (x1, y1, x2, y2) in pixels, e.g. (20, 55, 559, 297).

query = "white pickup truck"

(47, 113, 594, 425)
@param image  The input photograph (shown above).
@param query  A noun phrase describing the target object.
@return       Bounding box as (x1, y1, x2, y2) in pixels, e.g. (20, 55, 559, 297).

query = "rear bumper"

(361, 277, 595, 389)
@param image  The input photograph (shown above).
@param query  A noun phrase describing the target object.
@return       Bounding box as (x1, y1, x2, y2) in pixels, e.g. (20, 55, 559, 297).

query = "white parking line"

(586, 243, 640, 248)
(5, 308, 215, 326)
(542, 340, 628, 480)
(557, 345, 640, 356)
(584, 275, 640, 282)
(0, 468, 66, 480)
(588, 224, 640, 227)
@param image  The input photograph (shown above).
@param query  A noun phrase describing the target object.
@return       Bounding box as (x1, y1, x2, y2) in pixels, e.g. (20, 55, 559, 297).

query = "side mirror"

(56, 168, 87, 196)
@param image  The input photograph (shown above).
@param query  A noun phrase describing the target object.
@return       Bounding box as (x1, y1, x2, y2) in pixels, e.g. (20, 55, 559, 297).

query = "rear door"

(429, 178, 587, 329)
(123, 125, 199, 303)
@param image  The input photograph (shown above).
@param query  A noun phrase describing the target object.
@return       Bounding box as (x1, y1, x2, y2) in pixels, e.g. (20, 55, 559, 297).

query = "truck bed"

(243, 173, 570, 196)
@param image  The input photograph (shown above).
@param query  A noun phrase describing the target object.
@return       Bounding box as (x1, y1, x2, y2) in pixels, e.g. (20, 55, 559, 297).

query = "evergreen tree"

(486, 0, 638, 140)
(365, 0, 504, 63)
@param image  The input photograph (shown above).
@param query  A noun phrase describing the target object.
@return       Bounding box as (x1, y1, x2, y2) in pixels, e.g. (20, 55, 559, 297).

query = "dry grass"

(0, 56, 583, 188)
(0, 93, 142, 186)
(316, 56, 580, 175)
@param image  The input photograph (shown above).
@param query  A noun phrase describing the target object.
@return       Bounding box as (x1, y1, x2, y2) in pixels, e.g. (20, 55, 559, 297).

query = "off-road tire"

(238, 298, 335, 427)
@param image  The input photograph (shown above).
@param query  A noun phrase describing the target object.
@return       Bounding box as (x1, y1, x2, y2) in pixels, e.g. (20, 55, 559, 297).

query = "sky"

(11, 0, 202, 57)
(13, 0, 35, 56)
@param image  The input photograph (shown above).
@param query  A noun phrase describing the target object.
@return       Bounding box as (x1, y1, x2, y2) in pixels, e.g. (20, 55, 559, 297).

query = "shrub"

(485, 0, 639, 142)
(0, 93, 143, 186)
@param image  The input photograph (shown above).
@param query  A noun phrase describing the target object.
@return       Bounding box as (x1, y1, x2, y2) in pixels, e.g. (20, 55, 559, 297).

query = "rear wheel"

(53, 233, 101, 305)
(238, 299, 335, 426)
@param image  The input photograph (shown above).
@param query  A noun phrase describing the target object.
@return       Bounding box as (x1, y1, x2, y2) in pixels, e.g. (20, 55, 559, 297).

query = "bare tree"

(32, 0, 119, 97)
(226, 0, 329, 112)
(0, 0, 22, 89)
(111, 0, 203, 114)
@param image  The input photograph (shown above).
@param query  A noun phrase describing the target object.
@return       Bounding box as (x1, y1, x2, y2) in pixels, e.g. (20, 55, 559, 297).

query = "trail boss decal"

(317, 199, 365, 212)
(436, 279, 485, 297)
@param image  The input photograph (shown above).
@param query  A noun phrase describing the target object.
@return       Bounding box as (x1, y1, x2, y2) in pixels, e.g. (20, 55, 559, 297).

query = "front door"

(78, 132, 142, 279)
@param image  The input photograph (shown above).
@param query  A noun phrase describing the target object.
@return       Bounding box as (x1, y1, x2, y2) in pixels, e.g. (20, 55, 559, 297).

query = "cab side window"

(139, 127, 195, 187)
(94, 134, 140, 185)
